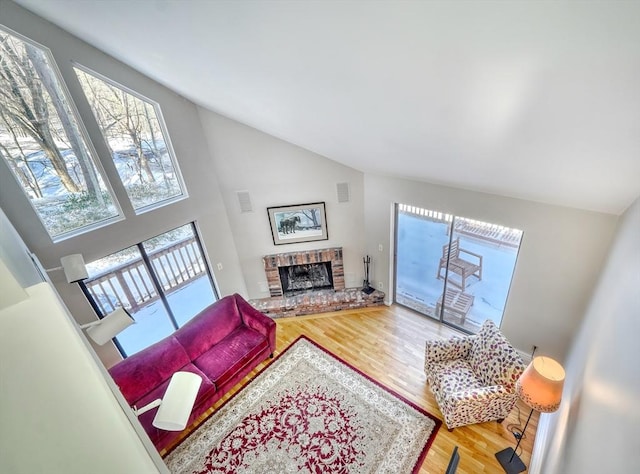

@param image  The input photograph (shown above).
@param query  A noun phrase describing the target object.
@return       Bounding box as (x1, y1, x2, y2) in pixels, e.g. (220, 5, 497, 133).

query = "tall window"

(0, 27, 120, 241)
(395, 204, 523, 333)
(74, 66, 185, 212)
(81, 223, 217, 356)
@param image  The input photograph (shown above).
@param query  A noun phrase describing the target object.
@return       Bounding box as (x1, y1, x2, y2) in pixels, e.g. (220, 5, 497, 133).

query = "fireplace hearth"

(252, 247, 384, 317)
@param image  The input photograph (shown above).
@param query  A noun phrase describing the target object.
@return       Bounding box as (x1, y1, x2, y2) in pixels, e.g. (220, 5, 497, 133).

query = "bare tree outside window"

(0, 28, 119, 240)
(74, 67, 185, 211)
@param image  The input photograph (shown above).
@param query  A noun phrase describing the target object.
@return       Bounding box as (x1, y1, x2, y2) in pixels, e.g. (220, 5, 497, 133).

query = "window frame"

(80, 221, 217, 357)
(0, 25, 124, 242)
(72, 62, 189, 215)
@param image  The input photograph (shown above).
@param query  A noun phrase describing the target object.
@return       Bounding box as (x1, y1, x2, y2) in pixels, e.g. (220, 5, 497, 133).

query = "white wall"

(0, 1, 245, 366)
(0, 210, 30, 309)
(198, 109, 366, 299)
(531, 196, 640, 473)
(0, 1, 366, 365)
(0, 207, 165, 473)
(0, 207, 41, 289)
(0, 0, 621, 367)
(0, 284, 166, 474)
(363, 173, 617, 360)
(2, 2, 635, 471)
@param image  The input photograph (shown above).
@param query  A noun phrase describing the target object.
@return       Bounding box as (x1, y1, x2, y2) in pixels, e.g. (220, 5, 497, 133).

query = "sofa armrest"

(234, 294, 276, 353)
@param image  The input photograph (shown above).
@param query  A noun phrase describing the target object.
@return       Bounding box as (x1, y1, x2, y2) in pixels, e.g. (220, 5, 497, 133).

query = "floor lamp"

(495, 356, 565, 474)
(49, 254, 135, 344)
(79, 307, 134, 345)
(134, 371, 202, 431)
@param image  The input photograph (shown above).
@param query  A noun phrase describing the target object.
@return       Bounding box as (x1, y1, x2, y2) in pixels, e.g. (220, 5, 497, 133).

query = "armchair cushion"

(470, 321, 523, 391)
(424, 320, 525, 429)
(428, 359, 483, 396)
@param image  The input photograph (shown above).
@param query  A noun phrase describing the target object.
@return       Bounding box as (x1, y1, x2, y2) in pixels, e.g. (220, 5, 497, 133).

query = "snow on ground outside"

(116, 276, 215, 356)
(396, 213, 520, 326)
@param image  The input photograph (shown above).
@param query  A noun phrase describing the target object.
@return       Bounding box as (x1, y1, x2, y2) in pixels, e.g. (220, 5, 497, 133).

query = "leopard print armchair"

(424, 320, 525, 430)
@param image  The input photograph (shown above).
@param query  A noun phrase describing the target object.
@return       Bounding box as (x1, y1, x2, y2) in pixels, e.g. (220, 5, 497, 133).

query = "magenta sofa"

(108, 293, 276, 453)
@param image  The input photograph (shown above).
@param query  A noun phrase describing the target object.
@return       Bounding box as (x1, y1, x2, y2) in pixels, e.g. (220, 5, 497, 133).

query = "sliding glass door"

(395, 206, 451, 320)
(395, 204, 522, 333)
(81, 222, 217, 356)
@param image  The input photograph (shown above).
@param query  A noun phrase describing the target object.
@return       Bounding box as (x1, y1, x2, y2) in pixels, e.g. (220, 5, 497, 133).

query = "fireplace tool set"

(362, 255, 375, 294)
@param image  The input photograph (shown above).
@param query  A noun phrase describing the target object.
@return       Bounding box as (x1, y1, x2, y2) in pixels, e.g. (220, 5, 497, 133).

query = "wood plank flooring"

(162, 304, 537, 473)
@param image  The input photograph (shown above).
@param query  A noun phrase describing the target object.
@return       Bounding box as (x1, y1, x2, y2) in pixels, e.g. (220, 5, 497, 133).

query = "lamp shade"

(516, 356, 565, 413)
(85, 307, 134, 345)
(153, 371, 202, 431)
(60, 254, 88, 283)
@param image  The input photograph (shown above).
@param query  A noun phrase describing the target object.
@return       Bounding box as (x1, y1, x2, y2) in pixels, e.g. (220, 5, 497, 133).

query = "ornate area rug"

(165, 336, 441, 473)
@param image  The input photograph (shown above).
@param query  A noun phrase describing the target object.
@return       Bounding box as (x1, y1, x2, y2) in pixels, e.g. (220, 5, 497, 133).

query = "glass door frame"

(393, 203, 523, 335)
(79, 221, 218, 357)
(392, 203, 467, 333)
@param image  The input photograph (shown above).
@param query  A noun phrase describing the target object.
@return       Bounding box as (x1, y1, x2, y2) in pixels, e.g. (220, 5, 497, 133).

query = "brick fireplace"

(264, 247, 345, 297)
(251, 247, 384, 318)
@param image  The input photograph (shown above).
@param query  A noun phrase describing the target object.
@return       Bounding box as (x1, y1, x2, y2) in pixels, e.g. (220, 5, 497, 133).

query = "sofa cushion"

(193, 326, 269, 389)
(174, 294, 243, 360)
(109, 336, 190, 403)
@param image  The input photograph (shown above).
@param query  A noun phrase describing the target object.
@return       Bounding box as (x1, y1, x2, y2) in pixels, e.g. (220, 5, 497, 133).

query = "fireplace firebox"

(263, 247, 345, 297)
(279, 262, 333, 295)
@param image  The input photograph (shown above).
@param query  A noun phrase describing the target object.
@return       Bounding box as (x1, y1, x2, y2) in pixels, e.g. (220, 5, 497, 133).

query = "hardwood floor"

(163, 304, 537, 473)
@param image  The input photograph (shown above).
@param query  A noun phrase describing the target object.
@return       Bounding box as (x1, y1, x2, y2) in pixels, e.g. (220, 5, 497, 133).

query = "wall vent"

(236, 191, 253, 213)
(336, 182, 350, 203)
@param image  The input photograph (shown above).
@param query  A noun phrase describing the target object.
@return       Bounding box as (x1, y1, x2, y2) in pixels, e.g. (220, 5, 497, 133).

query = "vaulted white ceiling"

(12, 0, 640, 214)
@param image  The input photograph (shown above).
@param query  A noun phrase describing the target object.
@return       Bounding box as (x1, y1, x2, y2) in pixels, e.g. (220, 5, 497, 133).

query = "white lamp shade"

(60, 254, 88, 283)
(85, 307, 134, 345)
(516, 356, 565, 413)
(153, 371, 202, 431)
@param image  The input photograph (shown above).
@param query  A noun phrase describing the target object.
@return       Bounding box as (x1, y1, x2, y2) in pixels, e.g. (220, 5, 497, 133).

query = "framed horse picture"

(267, 202, 328, 245)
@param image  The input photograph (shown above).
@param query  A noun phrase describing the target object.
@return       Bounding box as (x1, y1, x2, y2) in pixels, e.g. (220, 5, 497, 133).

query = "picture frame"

(267, 202, 328, 245)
